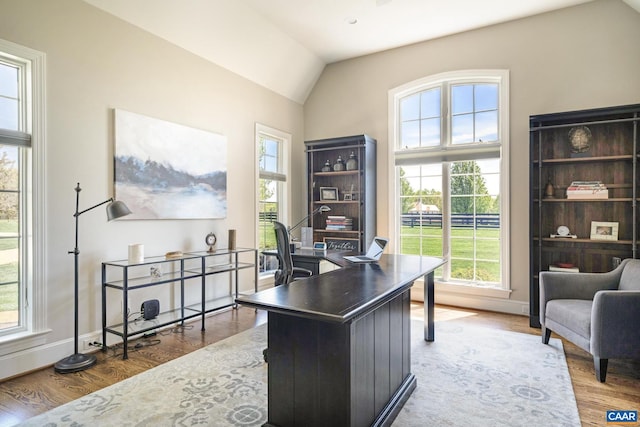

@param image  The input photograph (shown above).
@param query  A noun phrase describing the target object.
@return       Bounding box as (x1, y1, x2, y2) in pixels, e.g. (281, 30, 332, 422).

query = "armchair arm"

(539, 269, 621, 325)
(591, 290, 640, 359)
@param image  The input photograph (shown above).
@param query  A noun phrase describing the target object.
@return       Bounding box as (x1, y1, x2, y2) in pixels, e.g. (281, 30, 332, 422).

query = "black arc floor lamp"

(54, 183, 131, 374)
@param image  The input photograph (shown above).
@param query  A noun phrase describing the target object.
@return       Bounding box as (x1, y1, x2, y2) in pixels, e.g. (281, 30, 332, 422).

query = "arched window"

(389, 70, 510, 295)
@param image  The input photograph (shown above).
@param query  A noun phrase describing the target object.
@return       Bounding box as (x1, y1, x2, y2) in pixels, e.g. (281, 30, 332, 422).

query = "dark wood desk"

(290, 248, 339, 275)
(236, 254, 445, 427)
(291, 248, 439, 342)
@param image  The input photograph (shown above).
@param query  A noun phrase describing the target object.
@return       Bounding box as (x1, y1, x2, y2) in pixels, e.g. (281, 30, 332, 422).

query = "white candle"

(128, 244, 144, 264)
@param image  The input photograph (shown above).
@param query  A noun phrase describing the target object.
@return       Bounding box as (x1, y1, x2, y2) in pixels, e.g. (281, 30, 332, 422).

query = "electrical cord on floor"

(129, 338, 161, 349)
(102, 335, 162, 359)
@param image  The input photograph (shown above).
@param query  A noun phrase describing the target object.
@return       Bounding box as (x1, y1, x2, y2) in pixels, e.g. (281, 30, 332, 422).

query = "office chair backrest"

(273, 221, 294, 286)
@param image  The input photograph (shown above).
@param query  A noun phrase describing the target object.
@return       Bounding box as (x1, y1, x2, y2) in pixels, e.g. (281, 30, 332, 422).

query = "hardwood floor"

(0, 304, 637, 426)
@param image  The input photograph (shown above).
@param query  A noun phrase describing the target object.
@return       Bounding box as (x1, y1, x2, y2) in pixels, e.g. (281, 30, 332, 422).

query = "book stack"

(566, 181, 608, 199)
(326, 215, 353, 231)
(549, 264, 579, 273)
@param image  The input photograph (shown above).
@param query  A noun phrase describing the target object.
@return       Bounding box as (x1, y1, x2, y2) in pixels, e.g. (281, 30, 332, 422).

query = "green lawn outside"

(401, 225, 501, 282)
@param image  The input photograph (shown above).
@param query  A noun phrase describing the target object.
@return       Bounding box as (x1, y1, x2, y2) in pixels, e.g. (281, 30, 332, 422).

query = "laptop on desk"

(343, 237, 389, 263)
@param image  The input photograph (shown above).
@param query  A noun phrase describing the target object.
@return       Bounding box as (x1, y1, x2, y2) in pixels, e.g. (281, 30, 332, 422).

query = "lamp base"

(54, 353, 97, 374)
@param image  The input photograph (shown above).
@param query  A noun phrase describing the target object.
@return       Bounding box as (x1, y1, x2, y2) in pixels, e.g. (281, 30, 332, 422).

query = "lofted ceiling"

(84, 0, 639, 104)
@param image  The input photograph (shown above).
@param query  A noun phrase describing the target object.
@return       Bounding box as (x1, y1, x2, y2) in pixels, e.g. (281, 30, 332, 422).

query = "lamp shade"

(106, 200, 132, 221)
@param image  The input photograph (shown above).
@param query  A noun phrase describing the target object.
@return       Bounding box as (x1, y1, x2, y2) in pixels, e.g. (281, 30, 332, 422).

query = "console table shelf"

(102, 248, 258, 359)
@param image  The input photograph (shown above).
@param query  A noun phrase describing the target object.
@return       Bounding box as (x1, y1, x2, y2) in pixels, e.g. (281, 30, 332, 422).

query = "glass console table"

(102, 248, 258, 359)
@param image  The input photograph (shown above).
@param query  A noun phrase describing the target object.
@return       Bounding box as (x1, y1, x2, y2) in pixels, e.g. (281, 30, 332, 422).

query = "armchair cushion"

(545, 299, 592, 351)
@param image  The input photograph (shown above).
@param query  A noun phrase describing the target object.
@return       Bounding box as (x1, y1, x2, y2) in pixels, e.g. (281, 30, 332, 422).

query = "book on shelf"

(566, 180, 608, 199)
(549, 265, 580, 273)
(325, 215, 353, 231)
(568, 180, 604, 187)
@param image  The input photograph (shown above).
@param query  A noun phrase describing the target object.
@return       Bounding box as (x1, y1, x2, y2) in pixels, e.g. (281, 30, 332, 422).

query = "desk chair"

(273, 221, 312, 286)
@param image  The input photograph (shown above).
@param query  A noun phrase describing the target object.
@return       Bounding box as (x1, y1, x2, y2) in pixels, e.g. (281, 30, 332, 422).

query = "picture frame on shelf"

(590, 221, 619, 241)
(320, 187, 338, 201)
(343, 193, 353, 201)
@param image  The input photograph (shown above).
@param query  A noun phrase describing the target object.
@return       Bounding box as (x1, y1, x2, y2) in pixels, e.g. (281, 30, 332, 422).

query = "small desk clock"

(206, 232, 217, 252)
(313, 242, 327, 251)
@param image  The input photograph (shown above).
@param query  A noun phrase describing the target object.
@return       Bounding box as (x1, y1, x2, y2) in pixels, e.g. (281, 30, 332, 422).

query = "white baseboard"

(0, 332, 101, 381)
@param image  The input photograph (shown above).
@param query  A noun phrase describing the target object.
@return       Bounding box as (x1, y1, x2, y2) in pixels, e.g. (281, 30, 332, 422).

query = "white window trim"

(255, 123, 291, 285)
(0, 39, 48, 352)
(388, 70, 510, 298)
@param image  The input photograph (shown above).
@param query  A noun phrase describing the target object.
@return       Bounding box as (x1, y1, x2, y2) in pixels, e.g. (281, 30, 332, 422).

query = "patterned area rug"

(17, 320, 580, 426)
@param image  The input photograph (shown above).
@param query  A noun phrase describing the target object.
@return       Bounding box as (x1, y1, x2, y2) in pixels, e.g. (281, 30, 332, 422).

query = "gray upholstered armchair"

(539, 258, 640, 382)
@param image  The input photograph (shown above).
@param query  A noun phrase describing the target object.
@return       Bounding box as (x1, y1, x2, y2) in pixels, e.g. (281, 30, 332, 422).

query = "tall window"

(0, 39, 44, 340)
(256, 124, 290, 275)
(390, 70, 510, 292)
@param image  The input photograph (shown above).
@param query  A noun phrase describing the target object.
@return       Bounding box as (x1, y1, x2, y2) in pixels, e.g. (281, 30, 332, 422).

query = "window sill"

(435, 281, 511, 299)
(0, 329, 52, 357)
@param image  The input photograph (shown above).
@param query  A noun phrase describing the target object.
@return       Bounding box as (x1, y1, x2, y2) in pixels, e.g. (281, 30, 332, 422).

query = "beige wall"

(0, 0, 304, 378)
(304, 0, 640, 310)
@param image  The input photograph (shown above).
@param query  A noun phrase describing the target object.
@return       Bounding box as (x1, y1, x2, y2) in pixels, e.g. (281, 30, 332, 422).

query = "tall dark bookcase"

(529, 104, 639, 327)
(305, 135, 376, 252)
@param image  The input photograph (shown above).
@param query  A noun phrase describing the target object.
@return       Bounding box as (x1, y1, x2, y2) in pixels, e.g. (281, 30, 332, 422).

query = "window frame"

(0, 38, 48, 351)
(388, 70, 510, 297)
(255, 123, 291, 279)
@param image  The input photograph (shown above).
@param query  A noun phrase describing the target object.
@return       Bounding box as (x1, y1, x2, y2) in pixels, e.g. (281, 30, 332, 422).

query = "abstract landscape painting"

(114, 109, 227, 219)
